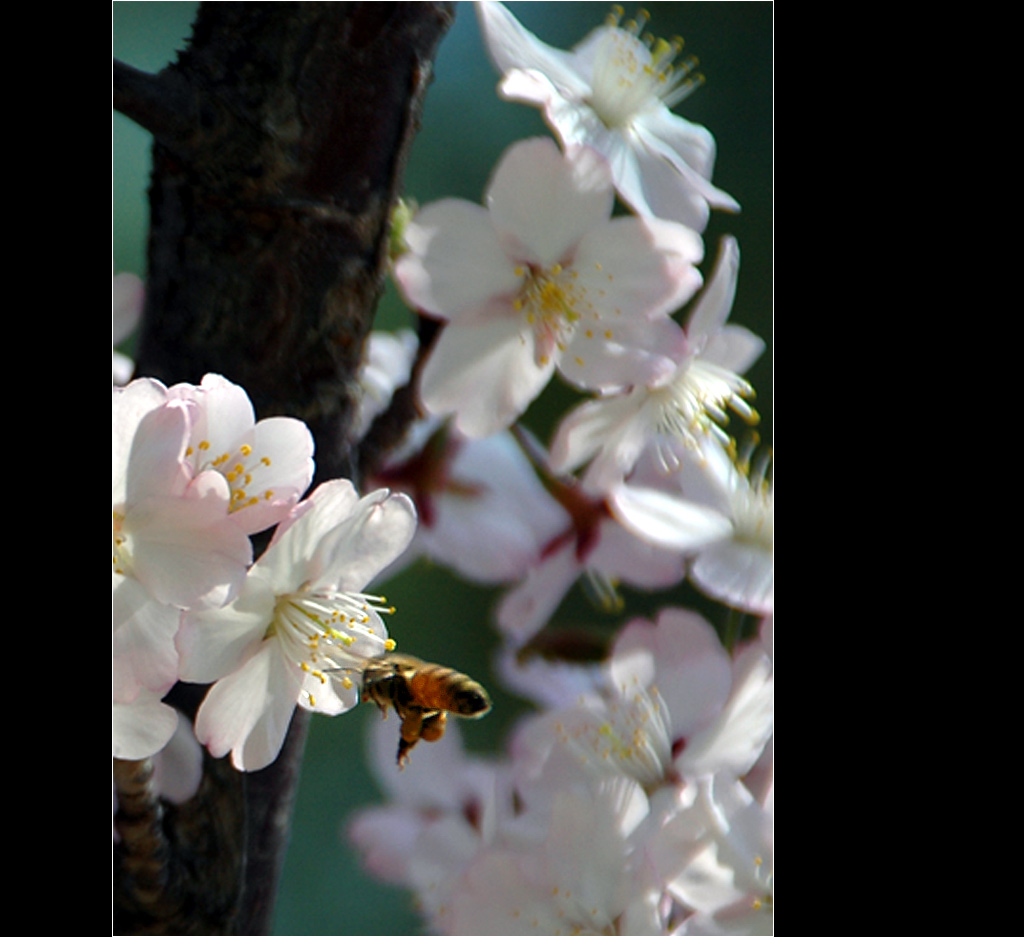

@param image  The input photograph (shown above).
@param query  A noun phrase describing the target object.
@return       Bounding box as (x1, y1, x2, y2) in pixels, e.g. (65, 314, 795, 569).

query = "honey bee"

(361, 653, 492, 767)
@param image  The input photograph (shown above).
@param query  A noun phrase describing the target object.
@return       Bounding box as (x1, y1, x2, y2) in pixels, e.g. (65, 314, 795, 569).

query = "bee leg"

(420, 711, 447, 743)
(396, 709, 425, 769)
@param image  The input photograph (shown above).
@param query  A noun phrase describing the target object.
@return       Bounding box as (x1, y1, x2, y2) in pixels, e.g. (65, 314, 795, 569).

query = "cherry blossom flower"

(610, 433, 774, 615)
(550, 236, 765, 492)
(495, 474, 687, 647)
(348, 718, 509, 924)
(177, 479, 416, 771)
(113, 378, 253, 703)
(441, 777, 666, 936)
(166, 373, 315, 536)
(370, 417, 567, 584)
(393, 136, 703, 438)
(669, 773, 774, 935)
(476, 1, 739, 231)
(511, 609, 773, 796)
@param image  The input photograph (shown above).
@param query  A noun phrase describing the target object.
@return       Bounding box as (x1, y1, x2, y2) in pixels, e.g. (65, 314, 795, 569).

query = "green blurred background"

(113, 3, 772, 934)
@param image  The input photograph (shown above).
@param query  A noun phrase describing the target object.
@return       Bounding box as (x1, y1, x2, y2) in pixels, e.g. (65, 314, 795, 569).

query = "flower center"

(270, 588, 396, 707)
(514, 263, 593, 365)
(112, 509, 133, 577)
(732, 443, 773, 549)
(587, 7, 704, 129)
(187, 439, 277, 514)
(652, 357, 759, 451)
(556, 681, 674, 791)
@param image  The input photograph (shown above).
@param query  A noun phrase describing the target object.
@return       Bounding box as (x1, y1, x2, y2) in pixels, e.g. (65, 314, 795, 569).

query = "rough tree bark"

(112, 4, 455, 934)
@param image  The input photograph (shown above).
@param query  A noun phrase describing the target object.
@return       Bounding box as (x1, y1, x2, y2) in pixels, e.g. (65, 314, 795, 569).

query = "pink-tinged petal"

(572, 216, 705, 320)
(347, 804, 424, 883)
(194, 641, 302, 772)
(112, 691, 179, 760)
(496, 540, 579, 644)
(130, 473, 252, 609)
(589, 517, 687, 590)
(475, 1, 589, 97)
(168, 373, 255, 450)
(123, 400, 192, 504)
(608, 483, 733, 553)
(611, 608, 733, 735)
(559, 314, 688, 392)
(419, 315, 554, 438)
(486, 138, 613, 267)
(227, 415, 316, 534)
(151, 714, 204, 805)
(112, 575, 182, 701)
(394, 199, 520, 319)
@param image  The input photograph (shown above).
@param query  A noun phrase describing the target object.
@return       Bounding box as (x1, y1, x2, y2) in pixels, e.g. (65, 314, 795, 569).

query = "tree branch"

(112, 4, 456, 933)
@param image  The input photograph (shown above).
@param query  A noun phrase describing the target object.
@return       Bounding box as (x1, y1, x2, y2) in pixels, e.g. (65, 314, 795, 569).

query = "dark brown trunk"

(112, 4, 455, 933)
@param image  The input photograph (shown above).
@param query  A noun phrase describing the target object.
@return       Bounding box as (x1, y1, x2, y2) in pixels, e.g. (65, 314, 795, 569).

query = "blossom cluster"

(112, 372, 417, 775)
(112, 2, 772, 932)
(345, 4, 773, 933)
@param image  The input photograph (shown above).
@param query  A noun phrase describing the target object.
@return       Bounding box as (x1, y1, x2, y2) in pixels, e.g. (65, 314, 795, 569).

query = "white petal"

(318, 489, 418, 592)
(486, 138, 613, 268)
(394, 199, 520, 319)
(112, 692, 179, 760)
(691, 540, 774, 616)
(419, 314, 554, 438)
(609, 483, 733, 553)
(475, 1, 590, 97)
(635, 108, 739, 212)
(257, 479, 362, 589)
(177, 576, 276, 683)
(686, 236, 741, 341)
(112, 575, 182, 702)
(572, 215, 705, 320)
(195, 642, 302, 772)
(560, 314, 688, 393)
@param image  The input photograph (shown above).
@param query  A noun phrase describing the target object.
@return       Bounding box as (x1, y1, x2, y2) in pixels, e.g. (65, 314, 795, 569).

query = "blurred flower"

(177, 479, 416, 771)
(550, 236, 764, 492)
(441, 777, 667, 936)
(167, 373, 316, 536)
(512, 608, 774, 794)
(495, 456, 688, 646)
(112, 262, 143, 385)
(394, 136, 703, 437)
(610, 434, 774, 615)
(353, 329, 419, 441)
(348, 718, 509, 924)
(476, 1, 739, 231)
(112, 378, 253, 703)
(371, 417, 566, 584)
